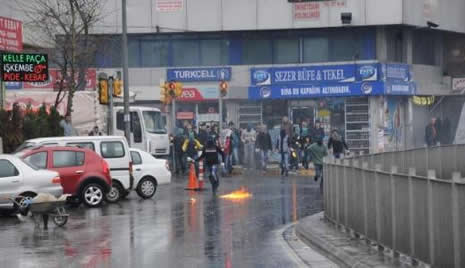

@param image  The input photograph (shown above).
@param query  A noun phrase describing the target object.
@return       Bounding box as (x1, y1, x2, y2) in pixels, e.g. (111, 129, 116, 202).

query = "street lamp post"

(122, 0, 131, 145)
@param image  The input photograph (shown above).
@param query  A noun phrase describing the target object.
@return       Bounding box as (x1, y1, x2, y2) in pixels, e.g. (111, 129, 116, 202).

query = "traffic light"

(168, 82, 176, 98)
(174, 82, 183, 98)
(98, 79, 108, 104)
(219, 81, 228, 97)
(160, 82, 172, 105)
(113, 79, 122, 97)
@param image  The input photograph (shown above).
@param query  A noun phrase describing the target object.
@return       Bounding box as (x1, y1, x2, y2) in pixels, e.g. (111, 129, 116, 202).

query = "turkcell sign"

(167, 67, 232, 82)
(250, 64, 378, 86)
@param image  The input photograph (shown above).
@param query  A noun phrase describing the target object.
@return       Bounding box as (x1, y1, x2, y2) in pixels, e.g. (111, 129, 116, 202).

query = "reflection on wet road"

(0, 174, 323, 267)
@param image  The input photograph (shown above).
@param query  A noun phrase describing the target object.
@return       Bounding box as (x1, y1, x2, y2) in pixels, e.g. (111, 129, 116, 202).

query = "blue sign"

(5, 81, 22, 90)
(250, 64, 379, 86)
(167, 67, 232, 82)
(382, 64, 411, 82)
(249, 82, 386, 100)
(385, 81, 416, 95)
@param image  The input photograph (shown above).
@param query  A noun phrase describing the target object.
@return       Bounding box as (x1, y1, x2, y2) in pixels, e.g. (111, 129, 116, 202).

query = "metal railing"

(323, 145, 465, 268)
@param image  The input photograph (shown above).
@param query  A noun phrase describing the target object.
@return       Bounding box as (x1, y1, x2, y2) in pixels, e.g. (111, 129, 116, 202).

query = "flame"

(220, 187, 252, 201)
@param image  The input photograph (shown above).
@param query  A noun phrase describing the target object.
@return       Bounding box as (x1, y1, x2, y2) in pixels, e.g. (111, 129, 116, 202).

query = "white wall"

(403, 0, 465, 33)
(88, 0, 448, 34)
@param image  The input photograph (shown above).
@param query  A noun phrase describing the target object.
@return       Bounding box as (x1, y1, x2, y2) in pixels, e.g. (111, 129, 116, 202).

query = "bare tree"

(15, 0, 104, 116)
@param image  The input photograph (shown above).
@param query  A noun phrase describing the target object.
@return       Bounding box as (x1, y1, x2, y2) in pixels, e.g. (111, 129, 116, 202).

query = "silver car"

(0, 154, 63, 210)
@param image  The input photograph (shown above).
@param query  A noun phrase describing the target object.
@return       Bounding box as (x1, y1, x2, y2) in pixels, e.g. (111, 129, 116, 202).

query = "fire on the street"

(220, 187, 252, 201)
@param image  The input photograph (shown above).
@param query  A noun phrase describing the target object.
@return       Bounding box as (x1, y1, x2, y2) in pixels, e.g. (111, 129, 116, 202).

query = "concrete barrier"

(324, 144, 465, 268)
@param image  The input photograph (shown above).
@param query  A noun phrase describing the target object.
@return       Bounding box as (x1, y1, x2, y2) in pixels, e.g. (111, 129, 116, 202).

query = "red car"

(22, 146, 112, 208)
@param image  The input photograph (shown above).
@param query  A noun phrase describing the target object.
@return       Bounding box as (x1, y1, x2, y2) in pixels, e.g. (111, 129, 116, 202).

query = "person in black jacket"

(327, 129, 348, 159)
(255, 125, 272, 171)
(196, 137, 225, 192)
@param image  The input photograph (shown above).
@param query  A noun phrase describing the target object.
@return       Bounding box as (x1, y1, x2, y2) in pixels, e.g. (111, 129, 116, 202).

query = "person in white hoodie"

(241, 123, 256, 169)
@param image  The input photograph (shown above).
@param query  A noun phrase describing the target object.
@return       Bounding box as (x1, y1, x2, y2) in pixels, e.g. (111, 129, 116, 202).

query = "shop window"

(303, 37, 329, 63)
(141, 40, 170, 67)
(242, 39, 272, 65)
(273, 39, 299, 64)
(200, 40, 228, 66)
(173, 40, 200, 66)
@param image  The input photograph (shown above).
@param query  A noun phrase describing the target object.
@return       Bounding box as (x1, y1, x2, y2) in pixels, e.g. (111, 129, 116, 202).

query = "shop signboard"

(177, 86, 219, 102)
(384, 81, 416, 95)
(167, 67, 231, 82)
(156, 0, 183, 12)
(0, 16, 23, 52)
(249, 81, 385, 100)
(23, 68, 97, 90)
(1, 52, 48, 82)
(251, 63, 379, 86)
(381, 63, 411, 82)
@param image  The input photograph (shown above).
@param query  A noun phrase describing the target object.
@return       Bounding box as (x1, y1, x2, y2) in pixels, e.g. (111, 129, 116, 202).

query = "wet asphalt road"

(0, 172, 323, 268)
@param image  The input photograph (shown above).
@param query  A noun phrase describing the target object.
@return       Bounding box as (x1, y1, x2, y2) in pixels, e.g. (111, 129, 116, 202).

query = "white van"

(15, 136, 132, 203)
(113, 106, 170, 158)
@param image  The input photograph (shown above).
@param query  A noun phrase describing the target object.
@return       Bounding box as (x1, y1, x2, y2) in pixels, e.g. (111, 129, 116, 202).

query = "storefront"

(248, 62, 416, 154)
(167, 67, 231, 129)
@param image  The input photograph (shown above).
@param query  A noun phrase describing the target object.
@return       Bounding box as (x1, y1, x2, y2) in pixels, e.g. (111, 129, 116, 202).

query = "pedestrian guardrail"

(323, 145, 465, 268)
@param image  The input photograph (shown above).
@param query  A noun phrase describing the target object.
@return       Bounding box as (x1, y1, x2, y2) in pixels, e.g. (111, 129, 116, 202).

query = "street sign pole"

(219, 89, 223, 131)
(122, 0, 131, 145)
(171, 99, 176, 134)
(0, 80, 4, 110)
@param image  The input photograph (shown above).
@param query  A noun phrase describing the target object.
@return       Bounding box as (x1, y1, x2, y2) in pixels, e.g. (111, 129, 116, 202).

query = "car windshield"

(142, 111, 167, 134)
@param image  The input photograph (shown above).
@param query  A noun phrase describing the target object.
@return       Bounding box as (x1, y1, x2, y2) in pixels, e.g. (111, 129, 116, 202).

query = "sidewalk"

(295, 212, 417, 268)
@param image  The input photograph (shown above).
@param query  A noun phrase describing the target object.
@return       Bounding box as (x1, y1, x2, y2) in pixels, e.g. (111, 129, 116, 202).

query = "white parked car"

(0, 154, 63, 210)
(130, 148, 171, 199)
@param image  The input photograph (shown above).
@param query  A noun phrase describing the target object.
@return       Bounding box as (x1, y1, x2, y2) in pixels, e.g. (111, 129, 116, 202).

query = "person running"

(196, 137, 225, 192)
(327, 129, 349, 159)
(309, 138, 328, 192)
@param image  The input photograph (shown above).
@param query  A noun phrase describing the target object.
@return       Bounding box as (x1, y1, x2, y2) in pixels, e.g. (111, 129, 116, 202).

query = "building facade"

(3, 0, 465, 152)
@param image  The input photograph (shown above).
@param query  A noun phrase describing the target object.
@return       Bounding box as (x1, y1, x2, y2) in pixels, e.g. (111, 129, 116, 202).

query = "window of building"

(200, 40, 228, 66)
(273, 39, 299, 64)
(52, 151, 85, 168)
(242, 39, 272, 65)
(303, 37, 329, 63)
(24, 152, 48, 169)
(172, 40, 200, 66)
(141, 40, 170, 67)
(413, 30, 436, 65)
(128, 39, 140, 67)
(330, 32, 360, 61)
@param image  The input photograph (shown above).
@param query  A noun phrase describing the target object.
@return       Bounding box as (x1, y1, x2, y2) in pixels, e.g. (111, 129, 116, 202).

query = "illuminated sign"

(0, 52, 48, 82)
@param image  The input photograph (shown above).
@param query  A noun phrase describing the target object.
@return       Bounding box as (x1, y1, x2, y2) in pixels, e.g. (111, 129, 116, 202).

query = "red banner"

(0, 16, 23, 52)
(23, 69, 97, 90)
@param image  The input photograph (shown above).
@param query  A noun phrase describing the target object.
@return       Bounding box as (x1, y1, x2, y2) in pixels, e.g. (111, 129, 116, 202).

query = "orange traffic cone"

(185, 162, 199, 191)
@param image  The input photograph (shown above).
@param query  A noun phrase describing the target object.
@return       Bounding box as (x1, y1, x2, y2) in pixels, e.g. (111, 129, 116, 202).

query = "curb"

(295, 212, 400, 268)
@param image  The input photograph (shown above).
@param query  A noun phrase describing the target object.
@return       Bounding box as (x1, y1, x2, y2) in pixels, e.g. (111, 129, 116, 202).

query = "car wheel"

(105, 182, 124, 203)
(15, 193, 36, 214)
(81, 183, 104, 208)
(136, 177, 157, 199)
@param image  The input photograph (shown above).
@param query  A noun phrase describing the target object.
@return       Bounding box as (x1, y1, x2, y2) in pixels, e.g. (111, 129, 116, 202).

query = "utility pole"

(122, 0, 131, 145)
(171, 99, 176, 134)
(108, 76, 114, 135)
(219, 92, 223, 131)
